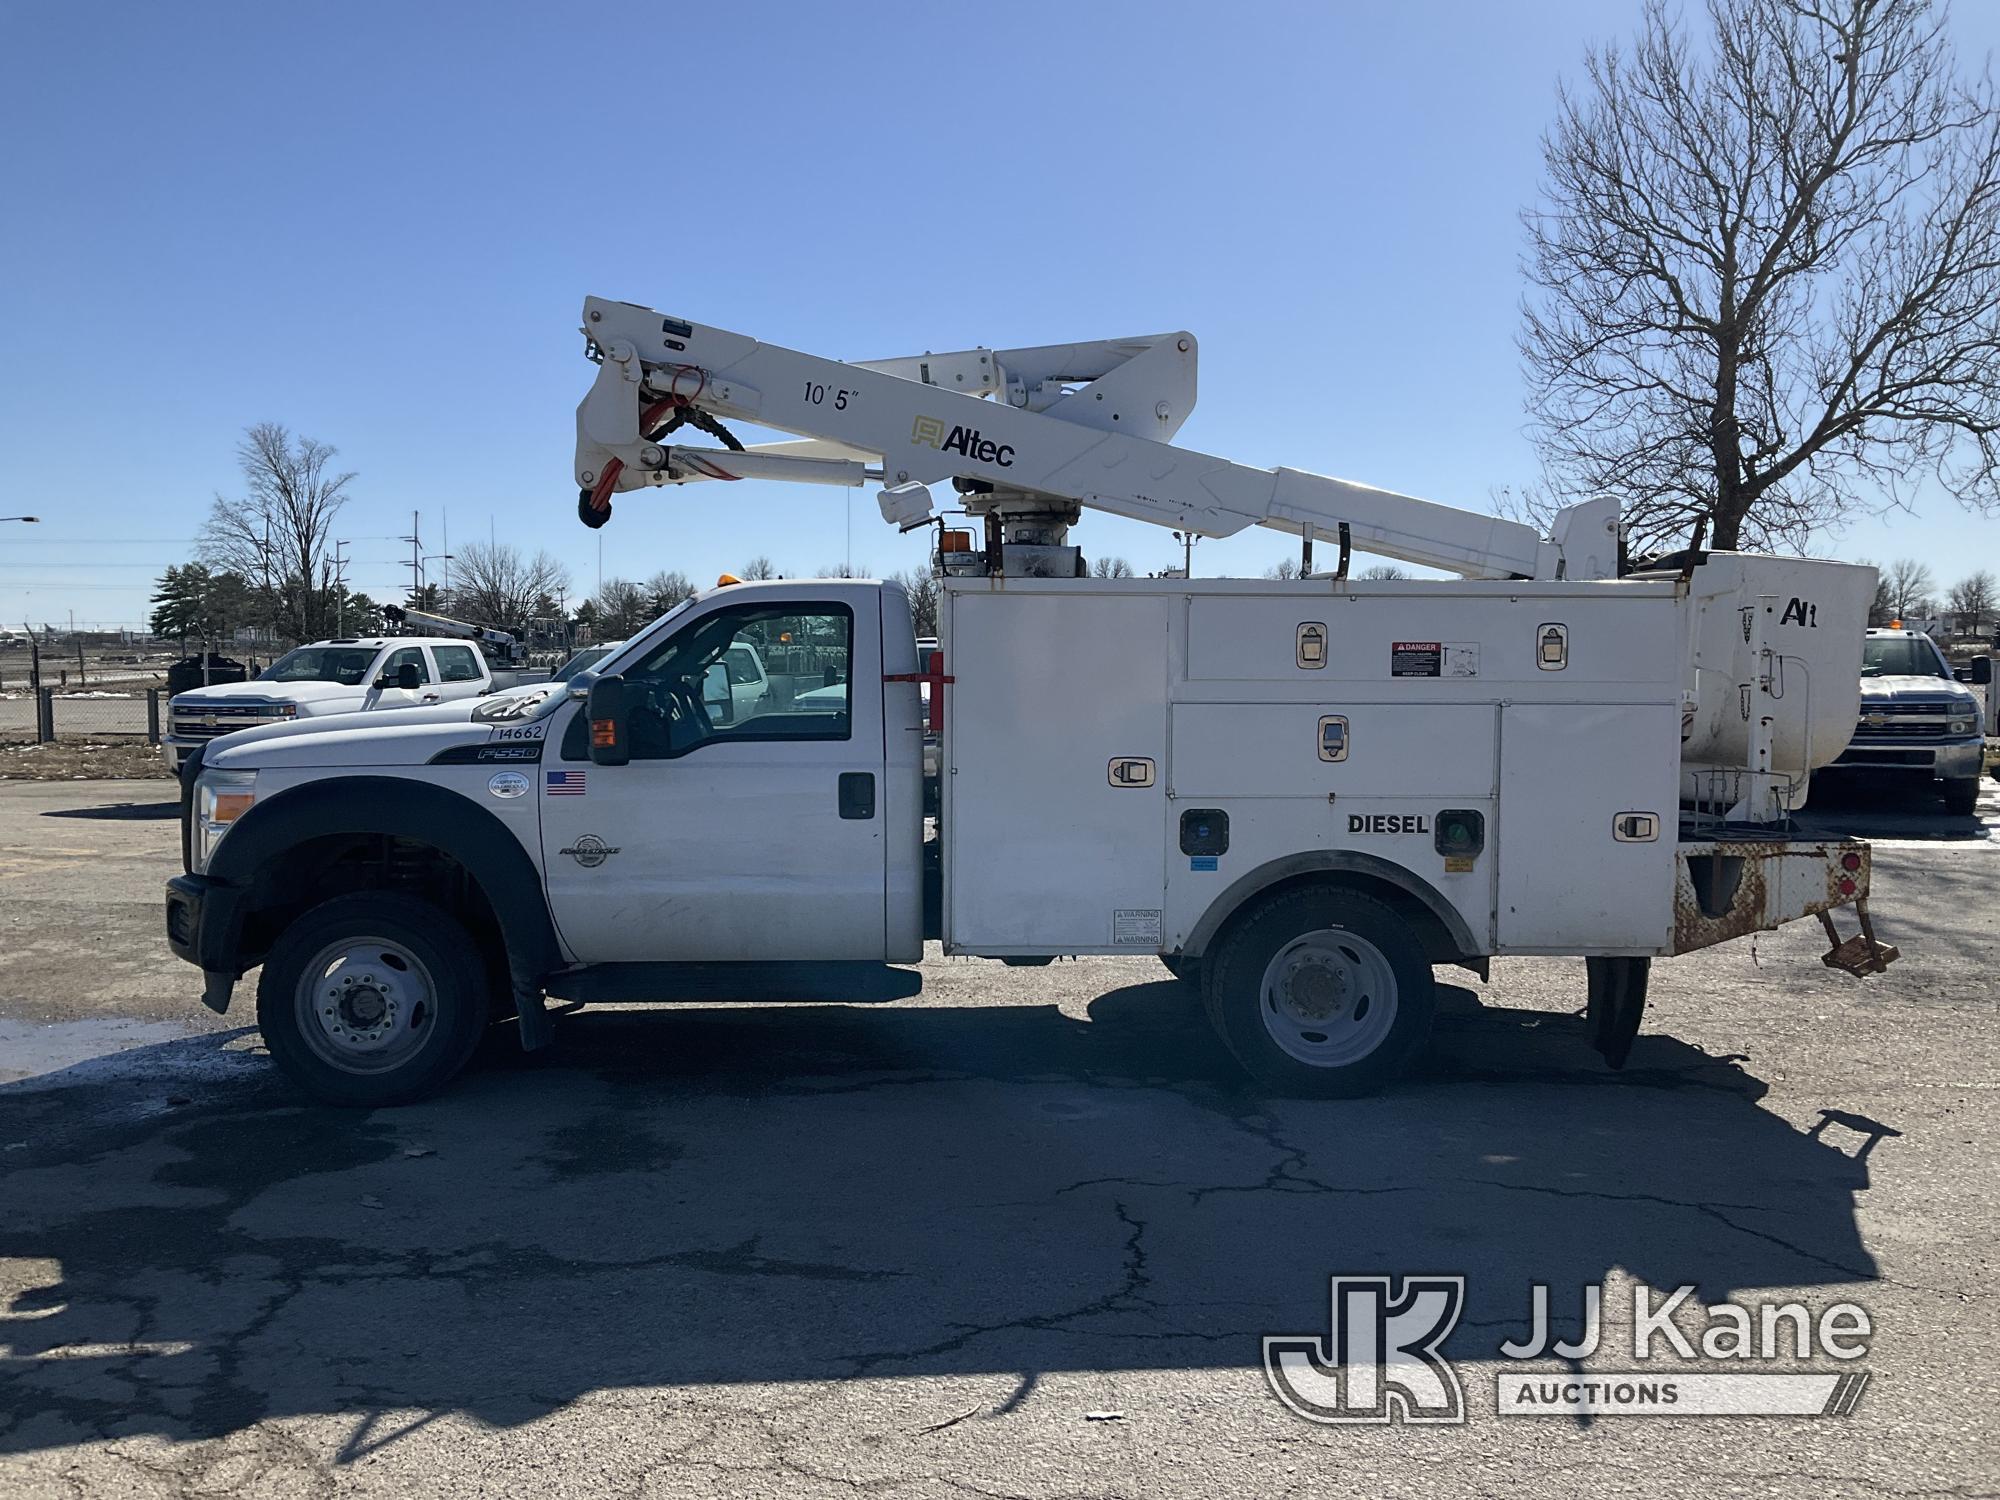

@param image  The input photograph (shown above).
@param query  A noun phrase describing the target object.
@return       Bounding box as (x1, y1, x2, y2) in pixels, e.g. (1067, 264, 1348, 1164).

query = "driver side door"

(539, 588, 888, 963)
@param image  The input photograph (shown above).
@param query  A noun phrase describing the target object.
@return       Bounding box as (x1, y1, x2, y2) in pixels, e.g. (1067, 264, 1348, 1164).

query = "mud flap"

(1585, 956, 1650, 1070)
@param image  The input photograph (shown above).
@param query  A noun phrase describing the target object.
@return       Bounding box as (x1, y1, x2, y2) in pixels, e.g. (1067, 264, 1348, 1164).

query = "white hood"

(170, 679, 369, 713)
(204, 698, 499, 770)
(1857, 675, 1975, 706)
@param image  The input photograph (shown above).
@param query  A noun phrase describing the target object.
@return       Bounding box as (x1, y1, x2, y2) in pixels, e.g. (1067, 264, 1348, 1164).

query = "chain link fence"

(0, 689, 162, 745)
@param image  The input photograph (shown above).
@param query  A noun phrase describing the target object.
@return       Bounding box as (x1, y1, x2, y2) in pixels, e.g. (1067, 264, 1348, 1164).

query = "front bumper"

(1832, 736, 1983, 781)
(165, 873, 247, 1013)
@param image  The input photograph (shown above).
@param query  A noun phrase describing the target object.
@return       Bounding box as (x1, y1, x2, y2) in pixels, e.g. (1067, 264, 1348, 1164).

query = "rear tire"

(1204, 888, 1435, 1097)
(1944, 778, 1979, 817)
(256, 893, 489, 1106)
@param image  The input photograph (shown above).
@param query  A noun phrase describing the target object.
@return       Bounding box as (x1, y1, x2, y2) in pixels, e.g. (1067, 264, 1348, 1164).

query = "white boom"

(572, 298, 1620, 581)
(383, 604, 527, 665)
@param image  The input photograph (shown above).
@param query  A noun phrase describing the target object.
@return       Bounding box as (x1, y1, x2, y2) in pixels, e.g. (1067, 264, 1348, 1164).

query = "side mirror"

(397, 662, 421, 692)
(585, 673, 631, 766)
(1973, 655, 1993, 686)
(702, 662, 732, 722)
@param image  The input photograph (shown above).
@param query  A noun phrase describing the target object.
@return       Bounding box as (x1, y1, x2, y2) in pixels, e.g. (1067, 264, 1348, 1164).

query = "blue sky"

(3, 1, 1997, 630)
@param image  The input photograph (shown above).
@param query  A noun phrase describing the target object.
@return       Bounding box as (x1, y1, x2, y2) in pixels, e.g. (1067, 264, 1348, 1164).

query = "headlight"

(193, 769, 258, 873)
(1950, 717, 1976, 735)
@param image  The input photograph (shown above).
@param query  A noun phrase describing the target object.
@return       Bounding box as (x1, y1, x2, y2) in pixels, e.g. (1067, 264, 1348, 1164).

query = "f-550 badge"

(559, 835, 621, 868)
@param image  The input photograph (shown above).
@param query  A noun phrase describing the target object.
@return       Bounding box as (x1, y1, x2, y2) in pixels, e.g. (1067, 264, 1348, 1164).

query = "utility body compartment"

(938, 576, 1688, 959)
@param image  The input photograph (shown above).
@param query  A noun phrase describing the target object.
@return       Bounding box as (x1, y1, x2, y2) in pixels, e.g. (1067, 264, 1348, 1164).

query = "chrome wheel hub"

(1259, 929, 1399, 1067)
(294, 938, 436, 1075)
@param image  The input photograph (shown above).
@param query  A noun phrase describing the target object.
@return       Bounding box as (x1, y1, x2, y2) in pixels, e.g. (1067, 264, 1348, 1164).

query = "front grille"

(169, 705, 289, 740)
(1852, 720, 1950, 740)
(1851, 700, 1964, 741)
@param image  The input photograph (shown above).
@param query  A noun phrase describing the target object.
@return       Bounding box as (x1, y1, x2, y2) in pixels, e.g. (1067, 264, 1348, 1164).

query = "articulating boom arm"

(573, 298, 1618, 580)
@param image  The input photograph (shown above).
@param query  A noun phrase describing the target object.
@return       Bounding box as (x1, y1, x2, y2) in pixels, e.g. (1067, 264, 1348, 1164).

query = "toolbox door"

(944, 591, 1169, 953)
(1496, 703, 1678, 952)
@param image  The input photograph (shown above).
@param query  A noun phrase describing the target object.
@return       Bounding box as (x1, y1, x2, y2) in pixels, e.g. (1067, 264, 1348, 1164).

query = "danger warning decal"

(1391, 641, 1481, 678)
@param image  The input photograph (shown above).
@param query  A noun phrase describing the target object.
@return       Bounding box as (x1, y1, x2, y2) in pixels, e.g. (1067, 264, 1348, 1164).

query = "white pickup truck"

(162, 637, 498, 773)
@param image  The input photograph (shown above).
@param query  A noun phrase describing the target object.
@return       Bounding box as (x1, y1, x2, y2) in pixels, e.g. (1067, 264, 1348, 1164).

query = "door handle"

(422, 693, 440, 702)
(838, 772, 876, 820)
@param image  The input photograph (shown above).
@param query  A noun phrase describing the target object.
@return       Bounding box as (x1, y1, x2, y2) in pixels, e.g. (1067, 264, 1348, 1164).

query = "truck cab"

(1823, 628, 1985, 815)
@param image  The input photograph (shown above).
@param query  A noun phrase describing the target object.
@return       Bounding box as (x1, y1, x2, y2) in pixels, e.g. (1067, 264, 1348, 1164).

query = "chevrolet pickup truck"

(1823, 628, 1986, 815)
(162, 637, 498, 773)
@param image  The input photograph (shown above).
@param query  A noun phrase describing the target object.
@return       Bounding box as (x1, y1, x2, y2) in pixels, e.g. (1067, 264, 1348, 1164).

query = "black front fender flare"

(205, 776, 560, 1044)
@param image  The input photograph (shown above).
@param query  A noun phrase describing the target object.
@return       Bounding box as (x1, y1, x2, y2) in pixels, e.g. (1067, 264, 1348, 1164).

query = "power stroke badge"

(558, 835, 620, 868)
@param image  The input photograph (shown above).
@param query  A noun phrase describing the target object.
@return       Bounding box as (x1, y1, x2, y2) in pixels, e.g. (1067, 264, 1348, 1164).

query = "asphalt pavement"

(0, 778, 1995, 1498)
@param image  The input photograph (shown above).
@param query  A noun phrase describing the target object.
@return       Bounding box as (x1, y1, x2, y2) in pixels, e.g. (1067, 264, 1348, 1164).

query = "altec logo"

(910, 415, 1015, 467)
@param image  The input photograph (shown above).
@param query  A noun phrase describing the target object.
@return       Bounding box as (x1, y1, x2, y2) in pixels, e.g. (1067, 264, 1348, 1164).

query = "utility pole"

(333, 541, 350, 635)
(401, 511, 423, 603)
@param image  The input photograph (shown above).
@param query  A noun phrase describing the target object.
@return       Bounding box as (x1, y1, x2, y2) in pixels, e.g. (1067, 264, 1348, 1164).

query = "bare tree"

(450, 541, 571, 627)
(1359, 564, 1410, 580)
(1947, 567, 1995, 626)
(739, 556, 778, 581)
(1854, 557, 1896, 623)
(1091, 556, 1134, 578)
(1522, 0, 2000, 557)
(820, 562, 867, 578)
(887, 568, 940, 637)
(644, 570, 696, 615)
(1264, 558, 1301, 580)
(1884, 556, 1935, 620)
(199, 423, 355, 643)
(592, 577, 651, 638)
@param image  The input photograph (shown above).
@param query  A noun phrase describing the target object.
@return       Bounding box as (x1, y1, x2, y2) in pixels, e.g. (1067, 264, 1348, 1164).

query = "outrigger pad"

(1817, 905, 1899, 977)
(1585, 955, 1651, 1070)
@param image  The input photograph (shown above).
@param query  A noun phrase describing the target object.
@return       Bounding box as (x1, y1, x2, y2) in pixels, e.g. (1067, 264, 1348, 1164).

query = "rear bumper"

(1672, 836, 1871, 956)
(164, 874, 247, 1013)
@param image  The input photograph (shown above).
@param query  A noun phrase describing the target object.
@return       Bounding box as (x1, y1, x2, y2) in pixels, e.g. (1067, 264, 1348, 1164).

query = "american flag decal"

(546, 770, 586, 796)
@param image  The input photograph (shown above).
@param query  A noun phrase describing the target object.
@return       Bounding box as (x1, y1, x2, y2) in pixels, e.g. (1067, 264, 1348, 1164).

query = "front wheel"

(1204, 888, 1435, 1097)
(1943, 778, 1980, 817)
(256, 893, 490, 1106)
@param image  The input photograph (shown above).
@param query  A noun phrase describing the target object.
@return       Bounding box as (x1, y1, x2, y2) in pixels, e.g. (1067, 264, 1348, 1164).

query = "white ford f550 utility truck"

(162, 635, 499, 774)
(164, 301, 1896, 1105)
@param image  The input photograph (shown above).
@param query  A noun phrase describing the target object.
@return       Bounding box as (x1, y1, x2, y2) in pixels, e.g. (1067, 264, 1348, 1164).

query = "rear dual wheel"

(1201, 888, 1435, 1097)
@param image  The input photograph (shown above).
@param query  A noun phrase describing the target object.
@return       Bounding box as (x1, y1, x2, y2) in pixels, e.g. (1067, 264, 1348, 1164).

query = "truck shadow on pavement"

(0, 983, 1886, 1459)
(37, 799, 181, 822)
(1797, 774, 1999, 842)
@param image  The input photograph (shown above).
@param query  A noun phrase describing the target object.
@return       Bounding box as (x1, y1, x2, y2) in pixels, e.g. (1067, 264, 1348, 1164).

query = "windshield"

(1861, 637, 1949, 679)
(260, 646, 381, 686)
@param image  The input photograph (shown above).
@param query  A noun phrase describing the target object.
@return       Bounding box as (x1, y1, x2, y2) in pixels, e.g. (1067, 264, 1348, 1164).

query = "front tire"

(1944, 778, 1980, 817)
(256, 894, 490, 1106)
(1204, 888, 1435, 1097)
